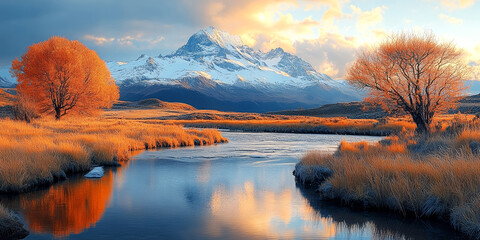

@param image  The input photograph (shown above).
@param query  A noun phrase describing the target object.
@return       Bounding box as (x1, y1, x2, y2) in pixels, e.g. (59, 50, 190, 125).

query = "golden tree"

(11, 36, 119, 120)
(347, 32, 469, 133)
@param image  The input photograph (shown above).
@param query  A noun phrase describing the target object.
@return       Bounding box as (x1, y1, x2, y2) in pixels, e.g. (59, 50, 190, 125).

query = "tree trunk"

(55, 108, 61, 120)
(412, 113, 430, 134)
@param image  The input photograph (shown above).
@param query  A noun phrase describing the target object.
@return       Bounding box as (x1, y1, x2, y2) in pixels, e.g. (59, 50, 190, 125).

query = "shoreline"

(294, 181, 465, 239)
(0, 136, 228, 195)
(0, 141, 227, 239)
(293, 127, 480, 240)
(183, 123, 393, 136)
(293, 162, 469, 238)
(0, 204, 29, 239)
(0, 118, 228, 239)
(0, 118, 228, 194)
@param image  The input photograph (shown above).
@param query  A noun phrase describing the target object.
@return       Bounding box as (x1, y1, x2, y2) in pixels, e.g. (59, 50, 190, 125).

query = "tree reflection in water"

(19, 169, 116, 237)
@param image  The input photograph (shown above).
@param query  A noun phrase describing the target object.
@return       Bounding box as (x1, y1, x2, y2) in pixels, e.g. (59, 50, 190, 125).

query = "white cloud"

(439, 13, 463, 24)
(85, 33, 165, 47)
(118, 35, 135, 46)
(84, 35, 115, 45)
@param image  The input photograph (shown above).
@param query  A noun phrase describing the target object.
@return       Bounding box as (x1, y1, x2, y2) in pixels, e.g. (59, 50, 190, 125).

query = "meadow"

(105, 106, 419, 135)
(0, 118, 227, 193)
(294, 121, 480, 239)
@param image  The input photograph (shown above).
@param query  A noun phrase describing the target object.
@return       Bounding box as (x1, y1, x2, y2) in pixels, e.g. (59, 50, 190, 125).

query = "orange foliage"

(347, 32, 469, 133)
(11, 36, 119, 120)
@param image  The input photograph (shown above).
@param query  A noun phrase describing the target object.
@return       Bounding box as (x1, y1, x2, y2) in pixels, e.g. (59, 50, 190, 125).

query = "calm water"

(3, 131, 464, 239)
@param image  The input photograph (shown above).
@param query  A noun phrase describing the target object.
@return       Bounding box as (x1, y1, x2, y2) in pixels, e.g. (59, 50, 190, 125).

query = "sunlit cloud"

(85, 33, 165, 47)
(439, 0, 476, 9)
(118, 35, 135, 46)
(439, 13, 463, 24)
(303, 0, 346, 22)
(350, 5, 387, 33)
(294, 33, 359, 78)
(3, 0, 480, 80)
(84, 35, 115, 45)
(467, 44, 480, 80)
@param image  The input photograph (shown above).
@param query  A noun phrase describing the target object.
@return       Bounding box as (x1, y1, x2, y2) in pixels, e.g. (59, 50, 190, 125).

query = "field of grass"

(104, 103, 478, 136)
(105, 107, 418, 136)
(0, 118, 227, 193)
(294, 122, 480, 239)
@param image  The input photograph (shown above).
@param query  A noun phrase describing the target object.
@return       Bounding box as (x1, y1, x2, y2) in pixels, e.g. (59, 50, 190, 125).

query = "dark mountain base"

(269, 102, 387, 119)
(119, 85, 317, 113)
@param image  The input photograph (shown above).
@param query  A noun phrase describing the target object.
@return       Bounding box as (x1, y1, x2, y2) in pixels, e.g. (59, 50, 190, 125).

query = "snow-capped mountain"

(0, 27, 363, 112)
(0, 66, 15, 88)
(109, 27, 362, 112)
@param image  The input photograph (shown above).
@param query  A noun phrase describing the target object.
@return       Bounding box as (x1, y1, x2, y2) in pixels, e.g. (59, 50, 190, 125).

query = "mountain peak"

(198, 26, 245, 48)
(265, 47, 286, 58)
(172, 27, 247, 57)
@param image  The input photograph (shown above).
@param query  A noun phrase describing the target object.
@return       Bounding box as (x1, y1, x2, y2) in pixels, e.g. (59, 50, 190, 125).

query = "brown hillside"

(112, 98, 196, 111)
(0, 88, 15, 107)
(0, 89, 15, 118)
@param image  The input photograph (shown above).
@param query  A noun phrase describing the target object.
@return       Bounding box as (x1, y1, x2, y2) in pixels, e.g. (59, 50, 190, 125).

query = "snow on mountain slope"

(106, 27, 363, 112)
(108, 27, 350, 91)
(0, 66, 15, 87)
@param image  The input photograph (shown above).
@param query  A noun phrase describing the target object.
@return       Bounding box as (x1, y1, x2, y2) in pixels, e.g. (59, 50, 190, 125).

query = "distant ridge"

(269, 93, 480, 118)
(113, 98, 196, 111)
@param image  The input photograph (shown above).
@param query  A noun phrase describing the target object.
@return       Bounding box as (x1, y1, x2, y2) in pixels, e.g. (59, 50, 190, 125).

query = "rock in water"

(84, 167, 104, 178)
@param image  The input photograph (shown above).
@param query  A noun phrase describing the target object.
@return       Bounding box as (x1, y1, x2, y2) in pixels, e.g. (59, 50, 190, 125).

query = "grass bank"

(294, 124, 480, 239)
(162, 117, 417, 136)
(0, 118, 228, 193)
(0, 203, 29, 239)
(104, 102, 475, 136)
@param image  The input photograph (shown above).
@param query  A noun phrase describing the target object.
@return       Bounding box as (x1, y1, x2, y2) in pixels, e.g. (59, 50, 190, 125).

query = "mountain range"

(3, 27, 480, 112)
(2, 27, 480, 113)
(106, 27, 363, 112)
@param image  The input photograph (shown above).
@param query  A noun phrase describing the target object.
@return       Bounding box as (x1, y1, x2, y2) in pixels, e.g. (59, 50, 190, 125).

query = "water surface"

(3, 131, 464, 239)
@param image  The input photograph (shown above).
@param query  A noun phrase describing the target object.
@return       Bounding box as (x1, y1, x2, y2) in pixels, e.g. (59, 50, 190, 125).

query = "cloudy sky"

(1, 0, 479, 79)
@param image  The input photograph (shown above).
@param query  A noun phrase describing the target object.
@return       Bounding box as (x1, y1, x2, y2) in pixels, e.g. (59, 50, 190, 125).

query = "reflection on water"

(205, 182, 337, 239)
(4, 132, 463, 239)
(20, 170, 114, 237)
(297, 183, 463, 240)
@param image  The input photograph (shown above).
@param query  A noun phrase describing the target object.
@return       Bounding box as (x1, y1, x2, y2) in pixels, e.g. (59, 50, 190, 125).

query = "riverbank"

(0, 118, 228, 194)
(104, 105, 478, 136)
(294, 124, 480, 239)
(0, 203, 29, 239)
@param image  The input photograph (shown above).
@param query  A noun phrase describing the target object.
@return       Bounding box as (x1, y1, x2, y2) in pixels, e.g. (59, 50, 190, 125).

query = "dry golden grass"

(0, 118, 227, 193)
(159, 117, 416, 136)
(296, 124, 480, 239)
(105, 107, 477, 136)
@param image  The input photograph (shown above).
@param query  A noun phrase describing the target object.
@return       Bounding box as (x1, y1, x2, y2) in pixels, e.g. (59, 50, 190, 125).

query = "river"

(3, 131, 463, 239)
